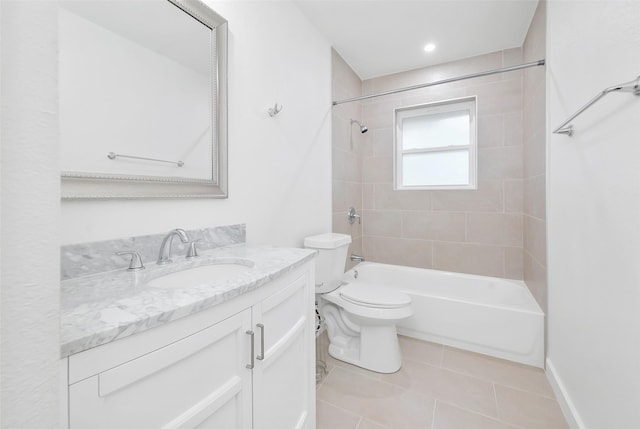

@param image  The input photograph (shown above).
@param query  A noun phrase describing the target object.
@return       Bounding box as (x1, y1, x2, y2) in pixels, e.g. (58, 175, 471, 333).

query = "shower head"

(351, 119, 368, 133)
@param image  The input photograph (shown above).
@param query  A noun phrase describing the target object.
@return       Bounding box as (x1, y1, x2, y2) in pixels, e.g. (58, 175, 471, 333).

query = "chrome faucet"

(157, 228, 190, 265)
(350, 253, 365, 262)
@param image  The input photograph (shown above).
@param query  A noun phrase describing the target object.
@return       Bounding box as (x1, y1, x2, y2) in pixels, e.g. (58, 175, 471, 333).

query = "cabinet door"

(69, 309, 253, 429)
(252, 273, 314, 429)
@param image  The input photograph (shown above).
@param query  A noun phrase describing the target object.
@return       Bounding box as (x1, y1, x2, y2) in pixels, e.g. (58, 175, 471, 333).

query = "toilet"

(304, 233, 412, 373)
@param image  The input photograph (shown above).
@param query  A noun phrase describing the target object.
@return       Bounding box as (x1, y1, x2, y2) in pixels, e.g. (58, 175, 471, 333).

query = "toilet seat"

(322, 282, 412, 322)
(340, 283, 411, 309)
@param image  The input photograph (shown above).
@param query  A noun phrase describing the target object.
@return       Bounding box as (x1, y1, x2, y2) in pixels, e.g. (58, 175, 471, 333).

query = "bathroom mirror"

(59, 0, 228, 199)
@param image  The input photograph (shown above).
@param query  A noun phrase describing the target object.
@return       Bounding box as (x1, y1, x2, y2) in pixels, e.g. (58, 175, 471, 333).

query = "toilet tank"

(304, 233, 351, 293)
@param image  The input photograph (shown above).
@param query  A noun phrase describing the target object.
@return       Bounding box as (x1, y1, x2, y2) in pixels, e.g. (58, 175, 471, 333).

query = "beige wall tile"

(362, 184, 374, 209)
(345, 49, 529, 283)
(401, 87, 467, 108)
(345, 181, 363, 212)
(477, 114, 503, 148)
(332, 179, 347, 213)
(433, 242, 504, 277)
(522, 2, 547, 314)
(504, 111, 523, 147)
(524, 251, 548, 313)
(523, 1, 546, 61)
(502, 47, 523, 68)
(333, 212, 361, 237)
(504, 246, 524, 280)
(523, 174, 546, 220)
(402, 211, 466, 242)
(469, 79, 522, 115)
(523, 215, 546, 266)
(432, 180, 503, 212)
(332, 49, 362, 95)
(363, 236, 433, 269)
(362, 156, 393, 184)
(332, 147, 361, 182)
(346, 238, 363, 271)
(362, 98, 398, 129)
(372, 128, 393, 157)
(504, 179, 524, 213)
(478, 146, 523, 180)
(362, 209, 402, 237)
(374, 183, 431, 211)
(523, 129, 545, 178)
(467, 213, 523, 247)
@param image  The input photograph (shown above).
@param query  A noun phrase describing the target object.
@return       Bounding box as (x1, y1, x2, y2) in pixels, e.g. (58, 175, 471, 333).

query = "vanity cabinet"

(63, 264, 315, 429)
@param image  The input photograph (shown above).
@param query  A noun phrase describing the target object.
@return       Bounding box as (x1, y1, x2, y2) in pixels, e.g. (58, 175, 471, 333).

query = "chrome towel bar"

(107, 152, 184, 167)
(553, 74, 640, 137)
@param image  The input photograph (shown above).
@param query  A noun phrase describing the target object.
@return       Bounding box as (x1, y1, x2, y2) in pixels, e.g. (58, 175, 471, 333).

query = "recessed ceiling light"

(423, 43, 436, 53)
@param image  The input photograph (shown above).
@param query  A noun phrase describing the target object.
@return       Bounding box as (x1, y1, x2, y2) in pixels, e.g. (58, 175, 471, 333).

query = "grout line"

(436, 400, 527, 429)
(317, 398, 364, 428)
(492, 381, 559, 401)
(493, 382, 501, 421)
(354, 416, 363, 429)
(431, 400, 439, 429)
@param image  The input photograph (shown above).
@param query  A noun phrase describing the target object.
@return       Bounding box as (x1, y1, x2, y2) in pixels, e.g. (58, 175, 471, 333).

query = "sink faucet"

(157, 228, 190, 265)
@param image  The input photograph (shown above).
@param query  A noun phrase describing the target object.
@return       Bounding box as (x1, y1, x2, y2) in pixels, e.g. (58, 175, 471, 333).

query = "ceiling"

(294, 0, 539, 80)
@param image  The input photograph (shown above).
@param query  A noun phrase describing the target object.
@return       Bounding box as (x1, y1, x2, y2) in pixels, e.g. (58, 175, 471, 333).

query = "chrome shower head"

(351, 119, 368, 133)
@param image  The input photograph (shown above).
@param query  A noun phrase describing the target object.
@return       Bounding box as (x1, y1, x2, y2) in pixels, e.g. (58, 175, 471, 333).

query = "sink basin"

(147, 262, 253, 289)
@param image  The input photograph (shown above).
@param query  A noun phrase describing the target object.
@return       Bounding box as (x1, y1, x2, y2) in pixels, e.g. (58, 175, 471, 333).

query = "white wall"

(60, 0, 333, 247)
(1, 2, 61, 426)
(1, 0, 331, 425)
(546, 1, 640, 427)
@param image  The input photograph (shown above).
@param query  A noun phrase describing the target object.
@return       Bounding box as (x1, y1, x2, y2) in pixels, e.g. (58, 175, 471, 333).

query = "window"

(394, 96, 477, 190)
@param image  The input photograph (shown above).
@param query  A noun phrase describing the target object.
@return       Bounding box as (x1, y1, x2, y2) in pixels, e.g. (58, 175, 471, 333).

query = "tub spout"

(350, 254, 365, 262)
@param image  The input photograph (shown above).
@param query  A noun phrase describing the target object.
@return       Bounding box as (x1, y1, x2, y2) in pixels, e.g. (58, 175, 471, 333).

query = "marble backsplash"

(61, 224, 246, 280)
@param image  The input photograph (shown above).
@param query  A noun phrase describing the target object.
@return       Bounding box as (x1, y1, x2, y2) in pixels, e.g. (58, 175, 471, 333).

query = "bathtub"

(343, 262, 544, 368)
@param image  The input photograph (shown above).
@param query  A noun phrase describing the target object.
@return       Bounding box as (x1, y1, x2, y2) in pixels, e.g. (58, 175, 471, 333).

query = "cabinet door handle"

(256, 324, 265, 361)
(246, 330, 255, 369)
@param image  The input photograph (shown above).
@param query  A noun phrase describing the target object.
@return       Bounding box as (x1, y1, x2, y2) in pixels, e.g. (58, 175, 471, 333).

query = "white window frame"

(393, 96, 477, 191)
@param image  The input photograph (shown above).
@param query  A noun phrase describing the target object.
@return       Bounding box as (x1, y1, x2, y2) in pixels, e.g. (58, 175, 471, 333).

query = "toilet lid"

(340, 283, 411, 308)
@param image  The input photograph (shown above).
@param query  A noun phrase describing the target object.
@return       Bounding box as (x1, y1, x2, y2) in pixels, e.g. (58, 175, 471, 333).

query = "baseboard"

(545, 358, 586, 429)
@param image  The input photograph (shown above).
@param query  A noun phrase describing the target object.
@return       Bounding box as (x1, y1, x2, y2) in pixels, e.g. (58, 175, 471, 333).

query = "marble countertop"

(61, 244, 316, 358)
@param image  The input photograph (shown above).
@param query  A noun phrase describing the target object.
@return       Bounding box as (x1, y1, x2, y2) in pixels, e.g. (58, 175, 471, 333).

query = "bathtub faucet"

(350, 253, 365, 262)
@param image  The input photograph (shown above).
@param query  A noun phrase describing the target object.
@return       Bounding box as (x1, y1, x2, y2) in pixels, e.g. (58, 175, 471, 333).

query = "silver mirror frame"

(61, 0, 228, 199)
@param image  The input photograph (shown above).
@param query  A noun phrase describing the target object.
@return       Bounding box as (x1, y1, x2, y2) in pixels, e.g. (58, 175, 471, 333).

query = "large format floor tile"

(317, 336, 569, 429)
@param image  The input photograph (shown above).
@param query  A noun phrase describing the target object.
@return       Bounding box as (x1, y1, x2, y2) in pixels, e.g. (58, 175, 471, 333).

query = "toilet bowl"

(304, 233, 412, 373)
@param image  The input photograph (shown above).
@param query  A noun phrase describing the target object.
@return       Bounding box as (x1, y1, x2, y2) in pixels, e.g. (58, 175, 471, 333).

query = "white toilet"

(304, 233, 412, 373)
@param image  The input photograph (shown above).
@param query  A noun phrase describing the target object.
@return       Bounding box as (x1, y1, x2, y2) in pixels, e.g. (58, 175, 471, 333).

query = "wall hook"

(268, 102, 283, 117)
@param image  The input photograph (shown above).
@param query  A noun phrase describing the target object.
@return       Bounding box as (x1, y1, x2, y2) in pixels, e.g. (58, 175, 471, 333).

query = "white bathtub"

(343, 262, 545, 368)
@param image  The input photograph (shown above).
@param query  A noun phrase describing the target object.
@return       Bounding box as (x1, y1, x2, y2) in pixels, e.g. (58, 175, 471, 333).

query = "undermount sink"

(147, 262, 254, 289)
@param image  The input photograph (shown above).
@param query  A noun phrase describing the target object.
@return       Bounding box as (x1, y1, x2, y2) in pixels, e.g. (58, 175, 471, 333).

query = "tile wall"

(359, 50, 525, 279)
(332, 49, 364, 270)
(522, 0, 548, 311)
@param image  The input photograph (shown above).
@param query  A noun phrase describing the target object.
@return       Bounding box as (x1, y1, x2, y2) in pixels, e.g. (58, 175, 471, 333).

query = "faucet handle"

(116, 251, 146, 271)
(186, 240, 200, 259)
(348, 207, 361, 225)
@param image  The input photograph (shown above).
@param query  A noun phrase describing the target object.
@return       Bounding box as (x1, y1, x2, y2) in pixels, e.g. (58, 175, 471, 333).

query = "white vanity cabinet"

(63, 264, 315, 429)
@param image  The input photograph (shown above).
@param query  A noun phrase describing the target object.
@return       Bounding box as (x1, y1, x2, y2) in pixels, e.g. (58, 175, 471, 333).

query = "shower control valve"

(347, 207, 361, 225)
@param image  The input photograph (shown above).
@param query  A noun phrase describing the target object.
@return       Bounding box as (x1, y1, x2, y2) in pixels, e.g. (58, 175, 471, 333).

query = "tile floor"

(316, 335, 569, 429)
